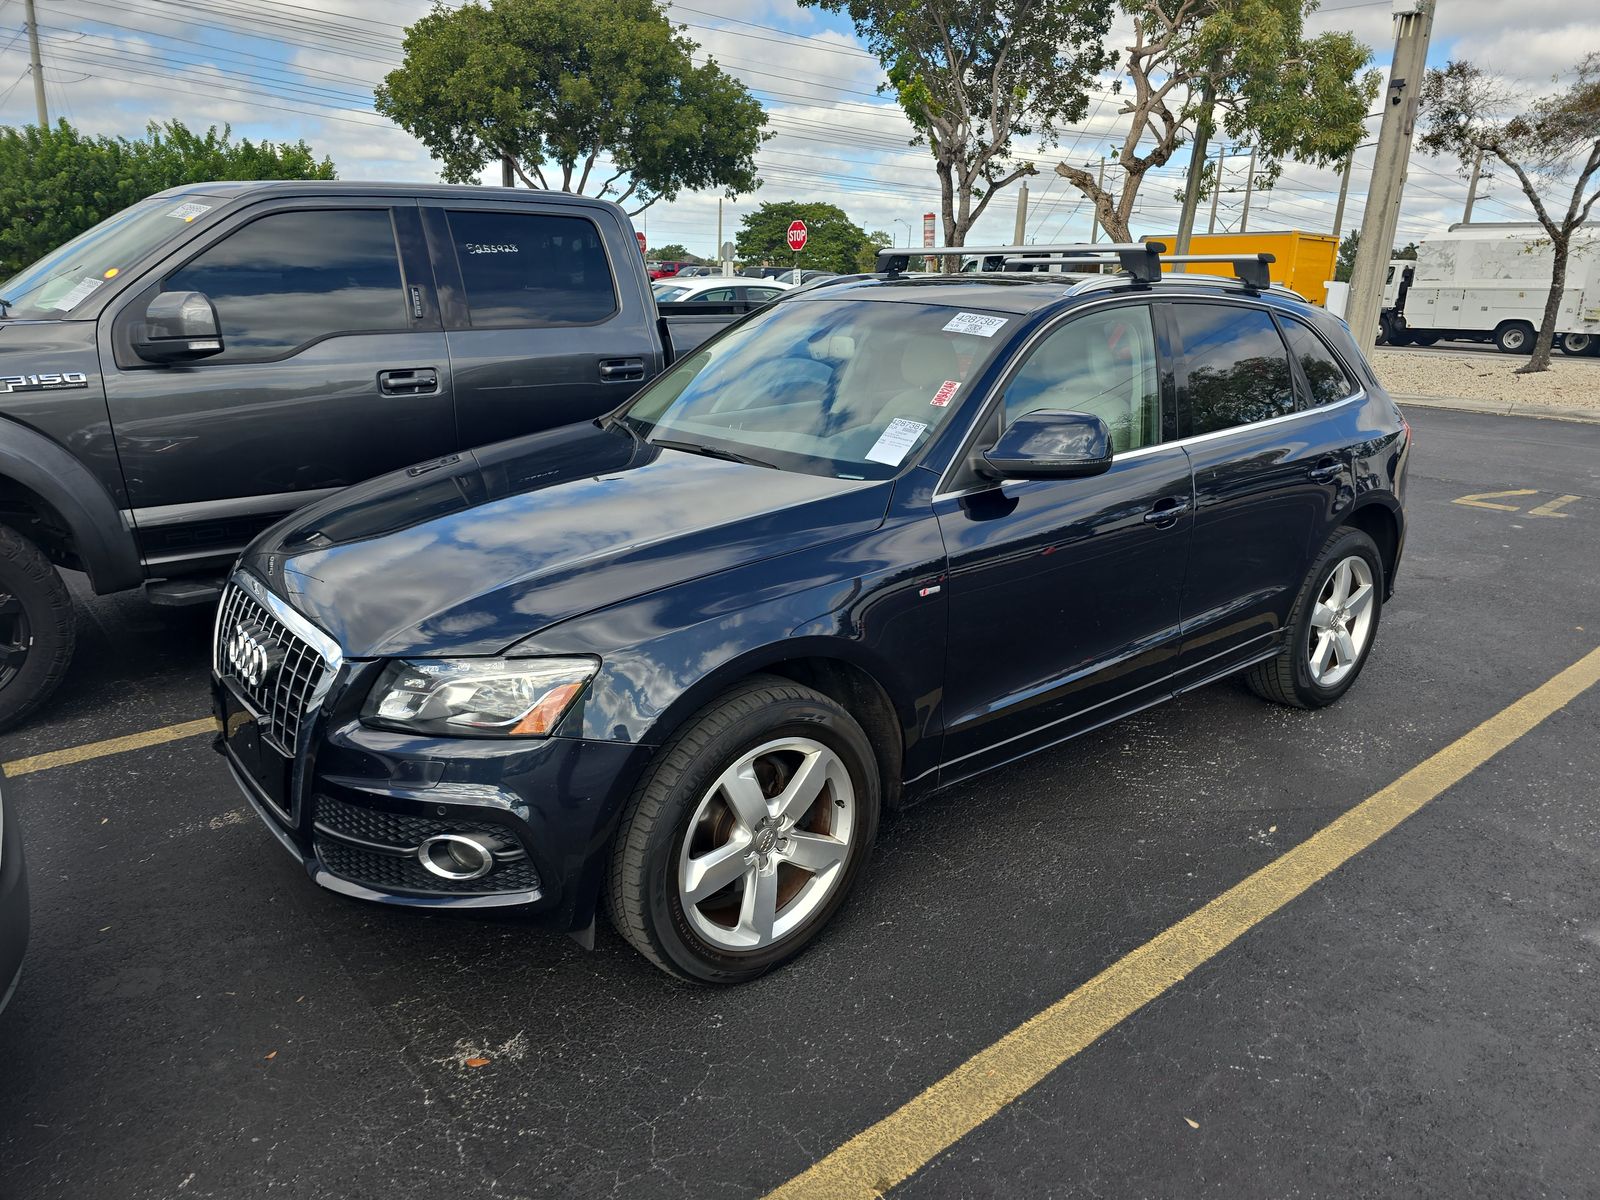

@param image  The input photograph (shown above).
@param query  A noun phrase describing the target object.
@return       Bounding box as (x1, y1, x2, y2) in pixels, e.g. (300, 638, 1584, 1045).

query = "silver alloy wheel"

(1307, 555, 1376, 688)
(676, 736, 855, 952)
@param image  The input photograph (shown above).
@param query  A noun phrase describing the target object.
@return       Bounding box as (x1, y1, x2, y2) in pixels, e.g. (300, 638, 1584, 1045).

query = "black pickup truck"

(0, 181, 748, 728)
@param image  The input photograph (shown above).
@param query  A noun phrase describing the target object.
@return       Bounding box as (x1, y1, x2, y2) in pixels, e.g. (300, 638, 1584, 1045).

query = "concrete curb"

(1393, 394, 1600, 425)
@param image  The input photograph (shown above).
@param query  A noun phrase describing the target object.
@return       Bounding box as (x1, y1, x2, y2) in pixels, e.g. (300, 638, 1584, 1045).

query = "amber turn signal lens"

(509, 681, 588, 736)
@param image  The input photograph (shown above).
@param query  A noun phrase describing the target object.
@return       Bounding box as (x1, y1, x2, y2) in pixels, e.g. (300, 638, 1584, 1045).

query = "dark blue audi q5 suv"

(212, 248, 1409, 983)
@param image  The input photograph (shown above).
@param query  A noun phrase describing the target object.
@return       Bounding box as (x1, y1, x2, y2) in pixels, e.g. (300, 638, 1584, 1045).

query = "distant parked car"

(652, 277, 790, 309)
(739, 266, 788, 279)
(774, 269, 839, 285)
(0, 784, 26, 1015)
(648, 261, 695, 281)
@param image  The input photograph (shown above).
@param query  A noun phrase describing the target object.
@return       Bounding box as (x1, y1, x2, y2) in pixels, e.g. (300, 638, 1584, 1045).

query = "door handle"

(1307, 457, 1343, 483)
(599, 358, 646, 382)
(1143, 495, 1193, 526)
(378, 368, 439, 395)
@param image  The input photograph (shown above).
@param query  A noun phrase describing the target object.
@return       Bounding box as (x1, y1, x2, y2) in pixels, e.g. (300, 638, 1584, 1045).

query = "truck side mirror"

(133, 291, 224, 363)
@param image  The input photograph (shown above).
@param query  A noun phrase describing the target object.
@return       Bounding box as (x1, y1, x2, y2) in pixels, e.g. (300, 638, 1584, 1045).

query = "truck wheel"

(606, 675, 880, 984)
(0, 524, 76, 731)
(1410, 332, 1442, 347)
(1560, 332, 1594, 356)
(1494, 321, 1536, 354)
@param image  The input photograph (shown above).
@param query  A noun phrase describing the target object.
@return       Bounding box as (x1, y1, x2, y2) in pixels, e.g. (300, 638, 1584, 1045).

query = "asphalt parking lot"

(2, 404, 1598, 1200)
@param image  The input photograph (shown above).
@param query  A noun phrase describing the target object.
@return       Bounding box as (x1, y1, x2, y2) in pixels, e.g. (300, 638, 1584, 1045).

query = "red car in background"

(647, 260, 693, 281)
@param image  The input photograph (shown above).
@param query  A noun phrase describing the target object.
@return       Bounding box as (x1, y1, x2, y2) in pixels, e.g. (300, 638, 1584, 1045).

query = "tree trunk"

(937, 158, 960, 272)
(1519, 233, 1567, 375)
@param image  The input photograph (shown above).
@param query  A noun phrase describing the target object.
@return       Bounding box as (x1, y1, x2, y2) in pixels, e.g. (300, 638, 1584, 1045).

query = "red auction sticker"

(930, 380, 962, 407)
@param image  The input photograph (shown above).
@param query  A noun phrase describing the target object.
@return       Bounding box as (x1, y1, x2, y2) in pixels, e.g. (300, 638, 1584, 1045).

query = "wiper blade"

(649, 438, 778, 469)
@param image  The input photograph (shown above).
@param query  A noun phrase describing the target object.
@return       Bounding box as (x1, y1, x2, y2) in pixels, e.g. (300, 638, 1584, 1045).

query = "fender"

(0, 422, 143, 594)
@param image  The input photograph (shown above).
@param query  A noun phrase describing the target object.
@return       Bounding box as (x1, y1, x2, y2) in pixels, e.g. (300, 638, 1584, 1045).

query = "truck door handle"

(1308, 457, 1343, 483)
(1143, 495, 1193, 526)
(378, 368, 439, 395)
(599, 358, 646, 382)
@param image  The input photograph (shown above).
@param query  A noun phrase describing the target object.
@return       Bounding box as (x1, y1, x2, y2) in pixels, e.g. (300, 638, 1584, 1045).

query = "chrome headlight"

(361, 657, 598, 738)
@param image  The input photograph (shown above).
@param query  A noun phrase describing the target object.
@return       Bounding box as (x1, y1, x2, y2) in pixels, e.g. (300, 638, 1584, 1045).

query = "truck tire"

(1494, 321, 1536, 354)
(1410, 332, 1442, 347)
(0, 523, 76, 731)
(1560, 332, 1594, 356)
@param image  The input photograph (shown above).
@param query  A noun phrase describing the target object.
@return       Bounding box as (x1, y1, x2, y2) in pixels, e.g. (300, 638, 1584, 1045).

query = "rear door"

(421, 202, 662, 450)
(1168, 300, 1355, 683)
(101, 200, 454, 573)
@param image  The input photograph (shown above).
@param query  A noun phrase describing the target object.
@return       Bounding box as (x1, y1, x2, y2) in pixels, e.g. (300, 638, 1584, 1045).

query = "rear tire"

(606, 675, 880, 984)
(0, 524, 76, 731)
(1246, 527, 1383, 710)
(1494, 321, 1536, 355)
(1560, 332, 1594, 356)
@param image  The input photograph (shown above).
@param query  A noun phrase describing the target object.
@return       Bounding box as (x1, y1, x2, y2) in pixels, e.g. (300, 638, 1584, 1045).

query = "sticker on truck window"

(48, 277, 103, 311)
(930, 380, 961, 407)
(169, 202, 211, 222)
(942, 312, 1008, 337)
(865, 418, 928, 466)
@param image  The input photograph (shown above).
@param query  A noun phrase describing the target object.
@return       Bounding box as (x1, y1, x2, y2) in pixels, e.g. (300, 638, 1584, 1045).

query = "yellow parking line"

(766, 645, 1600, 1200)
(2, 717, 216, 778)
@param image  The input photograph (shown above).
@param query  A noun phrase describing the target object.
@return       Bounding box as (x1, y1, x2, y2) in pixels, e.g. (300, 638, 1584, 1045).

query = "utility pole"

(1462, 149, 1483, 223)
(1012, 180, 1029, 244)
(1089, 160, 1106, 243)
(1331, 148, 1355, 240)
(1239, 146, 1258, 233)
(716, 197, 724, 276)
(1346, 0, 1436, 356)
(1175, 67, 1219, 254)
(26, 0, 48, 128)
(1208, 150, 1225, 234)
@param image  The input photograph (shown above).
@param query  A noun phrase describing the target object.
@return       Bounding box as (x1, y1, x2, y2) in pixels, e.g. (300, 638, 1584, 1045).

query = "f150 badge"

(0, 371, 90, 394)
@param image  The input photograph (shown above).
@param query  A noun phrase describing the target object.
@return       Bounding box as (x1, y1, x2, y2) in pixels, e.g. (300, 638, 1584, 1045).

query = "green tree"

(1420, 54, 1600, 373)
(801, 0, 1115, 255)
(735, 202, 875, 274)
(376, 0, 767, 214)
(0, 119, 334, 277)
(1060, 0, 1379, 244)
(1335, 233, 1417, 283)
(649, 243, 700, 262)
(856, 229, 894, 272)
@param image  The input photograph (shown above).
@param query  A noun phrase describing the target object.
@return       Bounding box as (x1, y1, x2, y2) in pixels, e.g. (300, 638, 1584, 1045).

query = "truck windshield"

(619, 297, 1012, 480)
(0, 195, 219, 320)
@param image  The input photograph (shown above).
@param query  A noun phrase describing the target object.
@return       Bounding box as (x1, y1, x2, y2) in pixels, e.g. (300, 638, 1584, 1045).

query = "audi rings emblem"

(227, 625, 279, 689)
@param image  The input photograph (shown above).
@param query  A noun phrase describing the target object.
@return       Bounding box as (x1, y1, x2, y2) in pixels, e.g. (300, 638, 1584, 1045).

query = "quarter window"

(1174, 304, 1295, 434)
(445, 210, 617, 326)
(1282, 320, 1358, 407)
(1001, 306, 1162, 453)
(163, 209, 406, 362)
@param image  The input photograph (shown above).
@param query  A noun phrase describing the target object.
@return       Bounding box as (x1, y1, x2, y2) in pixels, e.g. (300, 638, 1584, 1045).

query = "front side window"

(688, 287, 737, 303)
(1282, 320, 1358, 407)
(445, 210, 617, 327)
(620, 299, 1013, 479)
(1174, 304, 1295, 435)
(164, 209, 406, 362)
(1000, 305, 1162, 453)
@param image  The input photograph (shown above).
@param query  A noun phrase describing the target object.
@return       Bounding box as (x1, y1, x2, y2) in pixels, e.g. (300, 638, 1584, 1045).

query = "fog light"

(418, 833, 496, 881)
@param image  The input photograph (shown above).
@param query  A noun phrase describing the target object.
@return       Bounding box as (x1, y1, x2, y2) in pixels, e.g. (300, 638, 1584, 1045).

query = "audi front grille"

(214, 582, 332, 753)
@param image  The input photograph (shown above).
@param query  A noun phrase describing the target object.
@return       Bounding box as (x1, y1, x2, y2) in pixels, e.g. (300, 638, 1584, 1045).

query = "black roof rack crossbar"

(1161, 253, 1276, 291)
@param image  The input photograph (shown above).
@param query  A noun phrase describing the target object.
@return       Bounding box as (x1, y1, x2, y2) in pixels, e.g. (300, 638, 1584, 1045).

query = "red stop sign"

(636, 231, 647, 254)
(786, 220, 808, 252)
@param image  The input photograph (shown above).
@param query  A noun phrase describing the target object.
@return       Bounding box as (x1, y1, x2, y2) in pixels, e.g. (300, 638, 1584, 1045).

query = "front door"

(421, 203, 663, 450)
(935, 301, 1193, 783)
(101, 202, 455, 573)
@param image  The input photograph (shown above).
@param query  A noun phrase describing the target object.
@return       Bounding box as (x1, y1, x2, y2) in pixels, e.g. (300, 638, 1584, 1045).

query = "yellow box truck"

(1141, 230, 1339, 306)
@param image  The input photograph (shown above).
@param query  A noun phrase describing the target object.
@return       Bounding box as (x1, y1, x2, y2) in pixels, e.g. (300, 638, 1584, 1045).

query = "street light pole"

(25, 0, 47, 128)
(1346, 0, 1436, 356)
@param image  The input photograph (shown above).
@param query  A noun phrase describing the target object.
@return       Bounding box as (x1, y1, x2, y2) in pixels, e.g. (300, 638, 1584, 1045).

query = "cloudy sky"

(2, 0, 1595, 257)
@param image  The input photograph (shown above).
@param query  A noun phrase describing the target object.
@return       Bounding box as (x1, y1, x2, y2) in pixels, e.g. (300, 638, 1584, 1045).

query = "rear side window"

(1281, 320, 1358, 407)
(1174, 304, 1295, 434)
(746, 288, 783, 303)
(445, 210, 617, 327)
(688, 287, 737, 303)
(164, 209, 406, 362)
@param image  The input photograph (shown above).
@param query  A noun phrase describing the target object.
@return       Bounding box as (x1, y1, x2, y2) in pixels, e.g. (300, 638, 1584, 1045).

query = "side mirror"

(978, 410, 1113, 481)
(134, 291, 224, 363)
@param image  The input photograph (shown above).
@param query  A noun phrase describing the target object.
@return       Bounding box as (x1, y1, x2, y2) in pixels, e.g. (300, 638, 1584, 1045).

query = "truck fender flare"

(0, 422, 143, 594)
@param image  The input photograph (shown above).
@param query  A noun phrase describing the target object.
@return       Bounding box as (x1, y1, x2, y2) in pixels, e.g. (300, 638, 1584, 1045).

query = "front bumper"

(212, 668, 651, 932)
(0, 784, 28, 1016)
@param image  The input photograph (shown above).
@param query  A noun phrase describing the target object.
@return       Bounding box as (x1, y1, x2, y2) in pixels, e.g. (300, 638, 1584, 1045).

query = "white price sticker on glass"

(865, 418, 928, 466)
(942, 311, 1009, 337)
(169, 202, 212, 222)
(49, 277, 104, 311)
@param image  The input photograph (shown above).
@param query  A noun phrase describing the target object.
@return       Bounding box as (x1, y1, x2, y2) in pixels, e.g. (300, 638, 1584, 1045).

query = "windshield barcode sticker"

(48, 277, 104, 311)
(942, 312, 1008, 337)
(865, 418, 928, 466)
(169, 202, 212, 221)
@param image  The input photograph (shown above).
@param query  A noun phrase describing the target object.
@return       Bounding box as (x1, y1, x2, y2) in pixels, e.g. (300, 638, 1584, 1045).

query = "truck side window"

(444, 211, 618, 327)
(163, 209, 406, 362)
(1173, 304, 1295, 434)
(1281, 320, 1357, 408)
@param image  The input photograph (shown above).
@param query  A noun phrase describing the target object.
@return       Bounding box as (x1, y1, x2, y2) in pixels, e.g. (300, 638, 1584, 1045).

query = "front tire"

(1247, 527, 1383, 710)
(606, 675, 880, 983)
(0, 524, 76, 731)
(1495, 321, 1535, 354)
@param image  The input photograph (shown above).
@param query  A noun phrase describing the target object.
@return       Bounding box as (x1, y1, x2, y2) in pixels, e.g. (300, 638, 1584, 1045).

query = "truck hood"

(245, 421, 891, 658)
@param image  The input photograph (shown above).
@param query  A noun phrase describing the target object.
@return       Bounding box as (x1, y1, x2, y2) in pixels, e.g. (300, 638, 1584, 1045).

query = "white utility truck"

(1380, 222, 1600, 355)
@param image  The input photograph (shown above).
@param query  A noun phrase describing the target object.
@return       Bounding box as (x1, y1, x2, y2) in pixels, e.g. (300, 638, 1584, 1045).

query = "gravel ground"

(1372, 347, 1600, 412)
